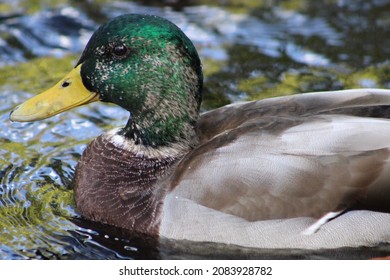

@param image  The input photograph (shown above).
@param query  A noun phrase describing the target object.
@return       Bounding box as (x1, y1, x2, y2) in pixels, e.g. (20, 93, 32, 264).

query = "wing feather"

(170, 89, 390, 221)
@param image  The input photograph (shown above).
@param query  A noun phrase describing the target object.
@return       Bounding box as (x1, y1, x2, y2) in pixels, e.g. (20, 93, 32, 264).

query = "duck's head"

(10, 14, 203, 147)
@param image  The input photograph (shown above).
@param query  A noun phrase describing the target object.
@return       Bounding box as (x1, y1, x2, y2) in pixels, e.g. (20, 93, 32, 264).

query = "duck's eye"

(112, 44, 128, 57)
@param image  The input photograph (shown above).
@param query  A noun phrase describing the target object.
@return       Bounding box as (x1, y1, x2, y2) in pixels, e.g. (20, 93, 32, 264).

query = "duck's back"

(160, 89, 390, 248)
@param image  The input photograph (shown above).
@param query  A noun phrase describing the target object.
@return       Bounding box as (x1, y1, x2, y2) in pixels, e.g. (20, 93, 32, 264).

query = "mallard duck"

(10, 14, 390, 249)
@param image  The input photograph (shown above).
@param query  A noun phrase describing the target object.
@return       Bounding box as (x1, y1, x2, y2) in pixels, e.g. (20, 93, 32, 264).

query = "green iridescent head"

(78, 14, 203, 113)
(10, 14, 203, 147)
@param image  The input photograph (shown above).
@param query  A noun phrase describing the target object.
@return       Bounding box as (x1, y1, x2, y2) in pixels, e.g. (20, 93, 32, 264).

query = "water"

(0, 0, 390, 259)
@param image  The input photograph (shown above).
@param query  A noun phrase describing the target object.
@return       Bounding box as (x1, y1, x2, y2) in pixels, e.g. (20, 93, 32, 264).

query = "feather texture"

(159, 89, 390, 248)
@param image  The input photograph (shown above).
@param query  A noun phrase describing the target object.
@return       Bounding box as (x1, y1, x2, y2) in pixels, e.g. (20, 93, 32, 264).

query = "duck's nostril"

(62, 80, 71, 88)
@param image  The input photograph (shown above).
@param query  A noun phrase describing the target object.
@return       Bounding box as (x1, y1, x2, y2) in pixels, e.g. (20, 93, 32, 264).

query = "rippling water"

(1, 0, 390, 259)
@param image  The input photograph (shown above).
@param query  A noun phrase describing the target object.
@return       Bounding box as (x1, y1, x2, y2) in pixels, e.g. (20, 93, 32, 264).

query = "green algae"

(0, 55, 78, 93)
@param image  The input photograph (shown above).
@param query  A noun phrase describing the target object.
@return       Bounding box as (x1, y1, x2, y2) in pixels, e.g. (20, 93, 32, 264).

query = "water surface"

(0, 0, 389, 259)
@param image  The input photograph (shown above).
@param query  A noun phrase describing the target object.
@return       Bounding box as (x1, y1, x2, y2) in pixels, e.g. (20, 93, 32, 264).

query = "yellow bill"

(10, 64, 100, 122)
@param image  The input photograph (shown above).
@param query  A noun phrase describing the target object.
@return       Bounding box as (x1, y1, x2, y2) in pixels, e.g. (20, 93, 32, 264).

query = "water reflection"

(0, 0, 389, 259)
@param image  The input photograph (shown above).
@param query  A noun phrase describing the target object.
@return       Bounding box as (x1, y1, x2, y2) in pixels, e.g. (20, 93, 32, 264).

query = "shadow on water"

(65, 218, 161, 260)
(0, 0, 390, 259)
(61, 217, 390, 260)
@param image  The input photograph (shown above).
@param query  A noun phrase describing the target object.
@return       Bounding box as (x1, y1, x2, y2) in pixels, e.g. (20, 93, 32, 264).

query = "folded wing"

(169, 89, 390, 221)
